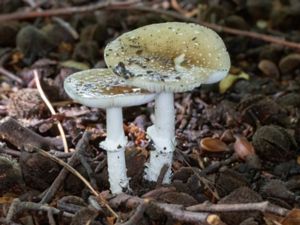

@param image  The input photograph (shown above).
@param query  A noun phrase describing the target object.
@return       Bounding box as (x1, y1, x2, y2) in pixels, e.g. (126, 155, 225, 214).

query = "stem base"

(106, 149, 129, 194)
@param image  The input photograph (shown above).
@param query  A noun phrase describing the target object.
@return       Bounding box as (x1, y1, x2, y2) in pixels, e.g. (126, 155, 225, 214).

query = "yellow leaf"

(219, 71, 250, 94)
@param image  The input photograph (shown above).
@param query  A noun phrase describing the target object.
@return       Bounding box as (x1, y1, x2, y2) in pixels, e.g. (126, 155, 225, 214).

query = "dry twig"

(0, 0, 139, 21)
(40, 132, 91, 204)
(109, 193, 221, 225)
(34, 70, 69, 153)
(0, 1, 298, 50)
(0, 117, 57, 150)
(186, 201, 290, 217)
(0, 67, 23, 85)
(118, 5, 300, 51)
(6, 198, 73, 222)
(27, 144, 119, 219)
(116, 201, 148, 225)
(156, 164, 170, 188)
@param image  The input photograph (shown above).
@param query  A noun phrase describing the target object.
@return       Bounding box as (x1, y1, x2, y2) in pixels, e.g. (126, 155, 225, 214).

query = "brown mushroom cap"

(104, 22, 231, 93)
(64, 69, 155, 108)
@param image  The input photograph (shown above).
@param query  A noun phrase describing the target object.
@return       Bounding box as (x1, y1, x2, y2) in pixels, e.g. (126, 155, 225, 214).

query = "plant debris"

(0, 1, 300, 225)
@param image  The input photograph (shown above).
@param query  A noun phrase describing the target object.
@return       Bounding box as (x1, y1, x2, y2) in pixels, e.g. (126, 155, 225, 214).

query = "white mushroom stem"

(99, 107, 129, 194)
(145, 92, 175, 183)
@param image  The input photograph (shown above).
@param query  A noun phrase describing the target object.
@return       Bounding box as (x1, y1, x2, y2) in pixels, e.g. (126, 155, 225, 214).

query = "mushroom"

(64, 69, 155, 193)
(104, 22, 231, 183)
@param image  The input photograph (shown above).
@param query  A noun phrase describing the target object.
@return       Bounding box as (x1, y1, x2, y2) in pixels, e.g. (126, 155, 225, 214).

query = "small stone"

(276, 93, 300, 108)
(279, 54, 300, 74)
(215, 169, 249, 197)
(72, 41, 99, 66)
(80, 23, 108, 46)
(258, 59, 280, 78)
(223, 15, 249, 30)
(20, 150, 61, 190)
(7, 88, 46, 119)
(0, 22, 19, 47)
(0, 0, 24, 13)
(273, 160, 300, 178)
(218, 187, 263, 225)
(259, 45, 283, 62)
(173, 167, 195, 182)
(271, 4, 300, 30)
(246, 0, 272, 20)
(158, 191, 198, 207)
(252, 125, 297, 162)
(70, 206, 98, 225)
(240, 218, 259, 225)
(16, 25, 55, 64)
(42, 23, 76, 46)
(260, 179, 296, 204)
(68, 0, 96, 5)
(0, 156, 25, 195)
(238, 95, 288, 126)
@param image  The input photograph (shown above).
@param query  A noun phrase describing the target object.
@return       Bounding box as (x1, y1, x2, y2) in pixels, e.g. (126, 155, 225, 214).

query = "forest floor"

(0, 0, 300, 225)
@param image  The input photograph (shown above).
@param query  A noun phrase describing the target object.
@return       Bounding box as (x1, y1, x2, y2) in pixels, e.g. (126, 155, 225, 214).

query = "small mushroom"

(64, 69, 155, 193)
(104, 22, 230, 183)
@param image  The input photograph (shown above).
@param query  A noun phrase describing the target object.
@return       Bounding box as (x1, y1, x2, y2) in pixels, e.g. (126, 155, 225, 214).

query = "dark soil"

(0, 1, 300, 225)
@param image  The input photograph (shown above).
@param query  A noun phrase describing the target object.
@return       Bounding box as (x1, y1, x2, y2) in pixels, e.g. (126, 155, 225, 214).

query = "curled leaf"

(219, 71, 249, 94)
(281, 209, 300, 225)
(200, 137, 229, 152)
(234, 134, 255, 160)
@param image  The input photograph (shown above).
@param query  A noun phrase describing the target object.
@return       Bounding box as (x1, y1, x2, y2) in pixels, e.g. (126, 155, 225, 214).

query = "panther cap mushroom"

(64, 68, 155, 193)
(104, 22, 231, 183)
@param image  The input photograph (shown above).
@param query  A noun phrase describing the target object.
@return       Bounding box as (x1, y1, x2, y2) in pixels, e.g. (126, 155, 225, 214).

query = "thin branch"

(0, 218, 21, 225)
(0, 144, 21, 157)
(40, 131, 91, 204)
(156, 164, 169, 188)
(26, 145, 119, 219)
(109, 193, 221, 225)
(186, 201, 290, 217)
(34, 70, 69, 153)
(52, 17, 79, 40)
(28, 145, 98, 196)
(117, 5, 300, 51)
(0, 67, 23, 85)
(0, 1, 298, 50)
(0, 0, 139, 21)
(6, 198, 73, 221)
(175, 148, 220, 200)
(47, 209, 57, 225)
(0, 117, 57, 150)
(116, 201, 148, 225)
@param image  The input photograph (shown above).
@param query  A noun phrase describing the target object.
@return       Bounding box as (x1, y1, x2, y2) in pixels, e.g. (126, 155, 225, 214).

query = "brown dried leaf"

(200, 137, 229, 152)
(0, 195, 15, 204)
(234, 135, 255, 160)
(264, 212, 284, 225)
(281, 209, 300, 225)
(106, 216, 115, 225)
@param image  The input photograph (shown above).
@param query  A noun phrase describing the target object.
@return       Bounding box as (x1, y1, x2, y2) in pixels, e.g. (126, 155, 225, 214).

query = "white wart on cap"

(104, 22, 231, 92)
(64, 68, 155, 108)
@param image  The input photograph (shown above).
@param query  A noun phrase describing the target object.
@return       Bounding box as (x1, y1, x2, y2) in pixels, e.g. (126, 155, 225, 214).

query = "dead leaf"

(199, 137, 229, 152)
(281, 209, 300, 225)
